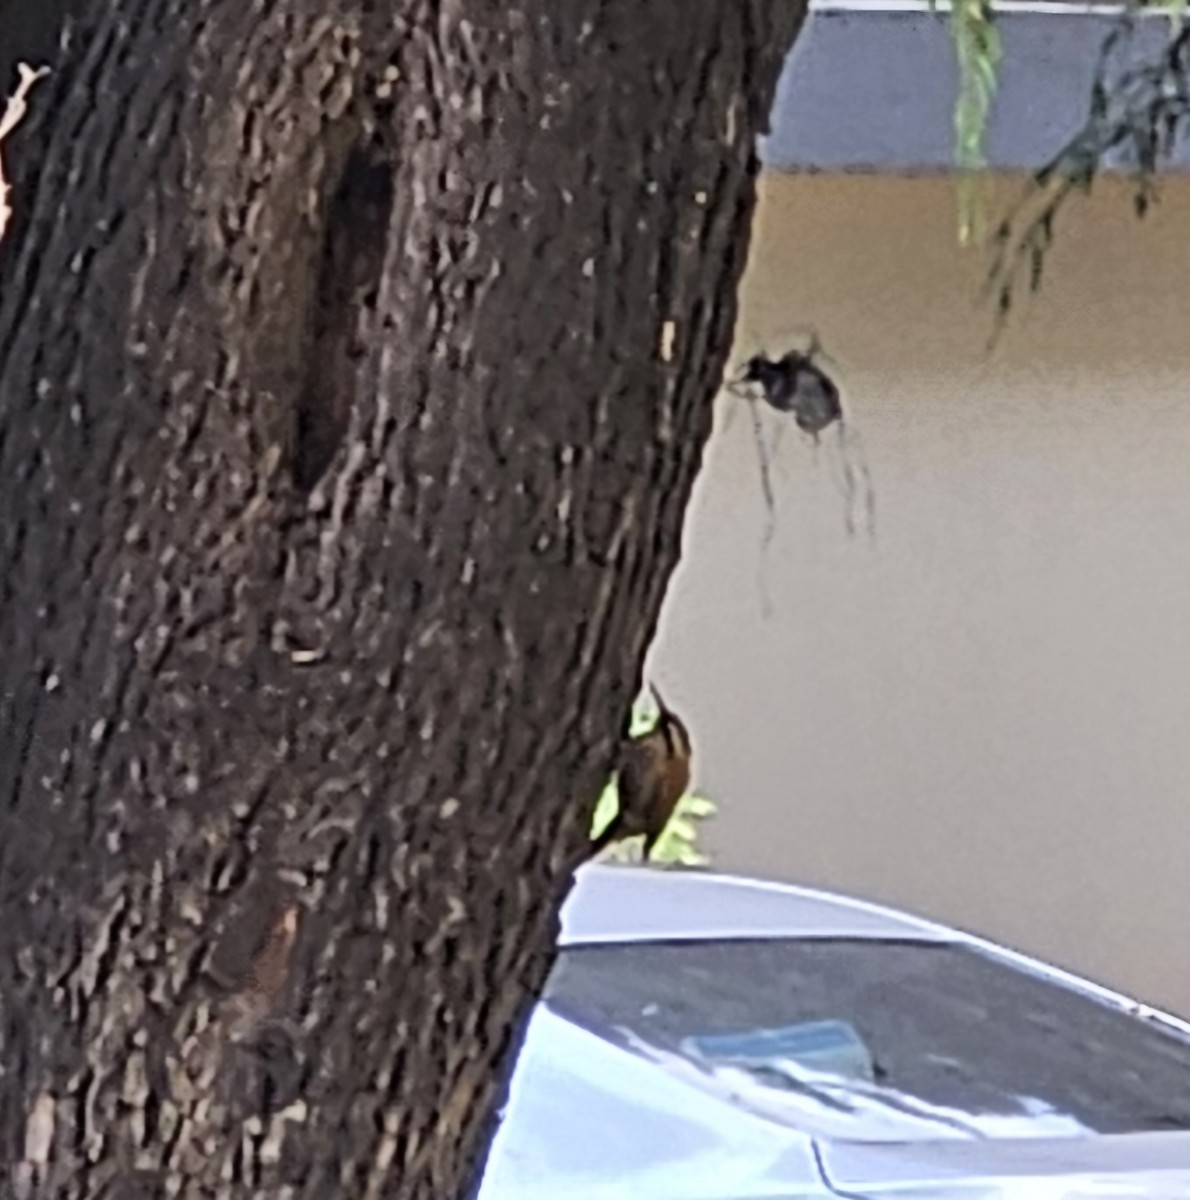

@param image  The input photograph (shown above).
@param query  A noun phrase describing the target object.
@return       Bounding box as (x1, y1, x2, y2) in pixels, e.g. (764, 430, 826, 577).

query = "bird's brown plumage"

(591, 688, 692, 861)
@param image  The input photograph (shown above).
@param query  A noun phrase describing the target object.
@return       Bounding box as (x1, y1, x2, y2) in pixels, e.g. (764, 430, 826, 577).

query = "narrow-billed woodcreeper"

(591, 686, 692, 861)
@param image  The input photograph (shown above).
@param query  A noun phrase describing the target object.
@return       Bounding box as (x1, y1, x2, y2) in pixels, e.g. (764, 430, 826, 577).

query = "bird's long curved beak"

(649, 683, 669, 715)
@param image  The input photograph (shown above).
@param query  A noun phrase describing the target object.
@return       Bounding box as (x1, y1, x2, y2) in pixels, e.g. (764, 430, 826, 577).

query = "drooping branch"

(986, 16, 1190, 339)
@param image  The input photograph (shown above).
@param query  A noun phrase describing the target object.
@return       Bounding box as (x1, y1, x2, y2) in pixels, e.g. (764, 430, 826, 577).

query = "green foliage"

(945, 0, 1002, 243)
(590, 692, 717, 867)
(932, 0, 1187, 248)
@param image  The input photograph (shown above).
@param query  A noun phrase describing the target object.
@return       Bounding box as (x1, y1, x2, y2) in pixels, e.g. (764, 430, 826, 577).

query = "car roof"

(560, 865, 1190, 1044)
(560, 864, 956, 946)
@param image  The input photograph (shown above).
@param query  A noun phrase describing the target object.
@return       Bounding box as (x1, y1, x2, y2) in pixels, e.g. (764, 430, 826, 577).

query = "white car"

(478, 865, 1190, 1199)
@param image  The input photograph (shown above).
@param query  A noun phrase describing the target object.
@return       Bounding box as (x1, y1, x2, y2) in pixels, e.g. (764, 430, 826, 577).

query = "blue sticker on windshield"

(683, 1019, 875, 1082)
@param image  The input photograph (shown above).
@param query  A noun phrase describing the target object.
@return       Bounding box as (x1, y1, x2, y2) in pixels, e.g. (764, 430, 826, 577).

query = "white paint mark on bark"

(23, 1091, 55, 1164)
(0, 64, 49, 243)
(290, 647, 325, 664)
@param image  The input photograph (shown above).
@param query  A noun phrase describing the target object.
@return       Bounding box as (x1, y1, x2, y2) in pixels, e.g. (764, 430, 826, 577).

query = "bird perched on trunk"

(591, 686, 692, 861)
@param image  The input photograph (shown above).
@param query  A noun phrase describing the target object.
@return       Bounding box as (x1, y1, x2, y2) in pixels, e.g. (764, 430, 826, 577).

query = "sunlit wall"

(656, 172, 1190, 1016)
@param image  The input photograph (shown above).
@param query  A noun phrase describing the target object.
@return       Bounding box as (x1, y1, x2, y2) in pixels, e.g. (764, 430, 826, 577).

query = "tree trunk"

(0, 2, 805, 1197)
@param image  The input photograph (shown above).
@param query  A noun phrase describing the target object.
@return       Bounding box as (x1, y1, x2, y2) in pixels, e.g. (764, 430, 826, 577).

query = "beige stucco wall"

(654, 172, 1190, 1015)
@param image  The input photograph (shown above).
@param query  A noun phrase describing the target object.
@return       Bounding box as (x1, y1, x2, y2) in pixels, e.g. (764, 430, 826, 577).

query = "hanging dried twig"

(986, 19, 1190, 341)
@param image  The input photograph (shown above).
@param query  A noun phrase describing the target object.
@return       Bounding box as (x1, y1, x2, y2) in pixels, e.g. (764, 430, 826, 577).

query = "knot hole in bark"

(293, 146, 395, 494)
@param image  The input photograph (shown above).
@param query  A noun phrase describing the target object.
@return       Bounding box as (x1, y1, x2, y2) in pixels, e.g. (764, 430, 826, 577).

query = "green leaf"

(948, 0, 1002, 243)
(590, 782, 619, 839)
(681, 796, 717, 818)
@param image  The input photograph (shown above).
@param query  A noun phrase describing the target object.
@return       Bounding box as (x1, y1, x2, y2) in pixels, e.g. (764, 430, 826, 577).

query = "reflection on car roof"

(561, 865, 955, 947)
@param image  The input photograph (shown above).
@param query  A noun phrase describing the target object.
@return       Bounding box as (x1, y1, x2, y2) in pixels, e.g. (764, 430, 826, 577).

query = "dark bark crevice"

(293, 142, 395, 494)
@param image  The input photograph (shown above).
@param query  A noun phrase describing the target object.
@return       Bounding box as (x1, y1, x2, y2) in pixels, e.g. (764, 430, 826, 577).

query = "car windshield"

(542, 938, 1190, 1142)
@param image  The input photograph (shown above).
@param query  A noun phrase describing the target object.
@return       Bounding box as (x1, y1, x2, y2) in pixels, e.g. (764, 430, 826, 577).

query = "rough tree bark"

(0, 2, 805, 1197)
